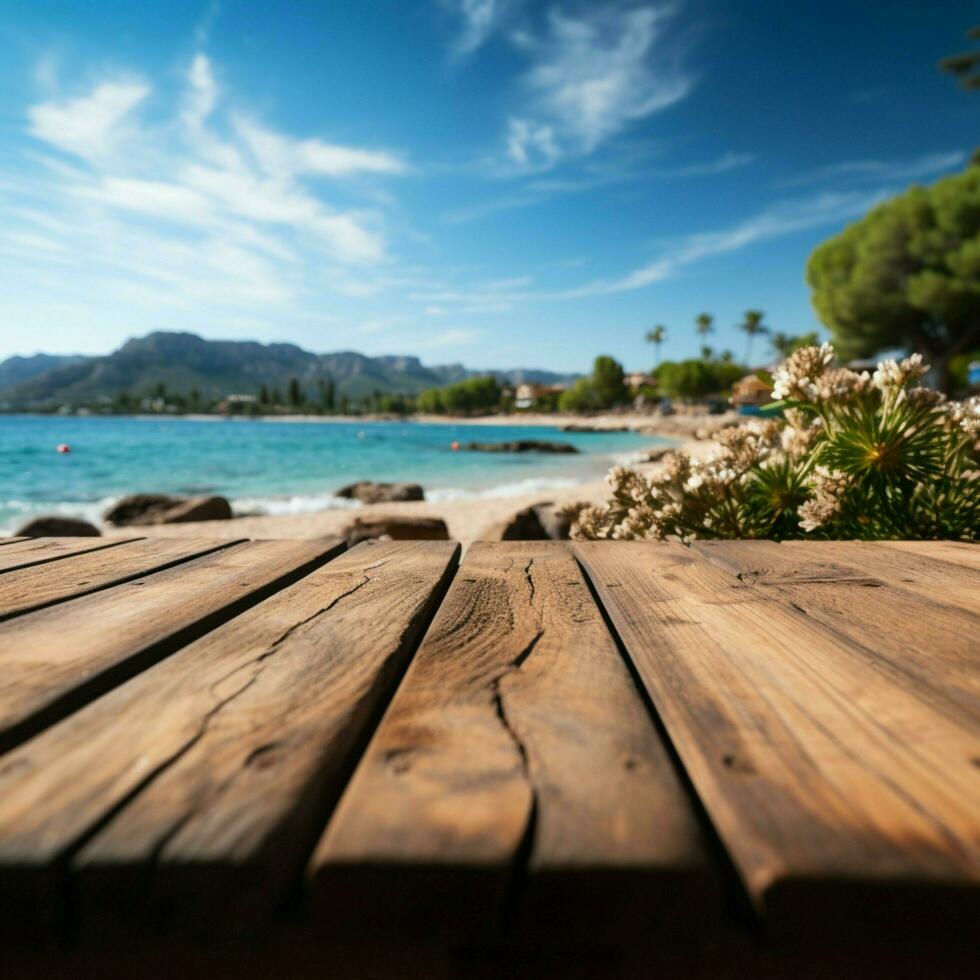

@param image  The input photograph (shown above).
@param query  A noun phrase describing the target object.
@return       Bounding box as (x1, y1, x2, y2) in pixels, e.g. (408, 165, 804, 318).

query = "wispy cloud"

(28, 79, 150, 160)
(442, 0, 521, 58)
(4, 51, 412, 335)
(428, 187, 892, 305)
(504, 3, 692, 169)
(780, 150, 965, 188)
(592, 188, 890, 294)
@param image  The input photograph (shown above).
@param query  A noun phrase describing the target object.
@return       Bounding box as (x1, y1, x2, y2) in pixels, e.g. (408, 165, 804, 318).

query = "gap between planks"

(0, 539, 459, 943)
(0, 537, 345, 756)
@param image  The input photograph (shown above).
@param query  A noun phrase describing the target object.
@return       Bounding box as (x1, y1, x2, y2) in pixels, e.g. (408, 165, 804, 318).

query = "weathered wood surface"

(0, 538, 343, 754)
(0, 536, 138, 574)
(0, 537, 27, 547)
(0, 535, 976, 971)
(312, 541, 716, 943)
(877, 539, 980, 571)
(0, 539, 457, 939)
(575, 540, 980, 944)
(0, 537, 241, 620)
(690, 539, 980, 722)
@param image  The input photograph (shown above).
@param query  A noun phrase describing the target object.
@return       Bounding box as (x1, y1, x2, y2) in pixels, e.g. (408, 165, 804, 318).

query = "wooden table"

(0, 535, 977, 978)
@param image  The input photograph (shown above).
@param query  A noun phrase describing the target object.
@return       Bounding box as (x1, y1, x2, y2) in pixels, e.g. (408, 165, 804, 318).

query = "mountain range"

(0, 332, 578, 409)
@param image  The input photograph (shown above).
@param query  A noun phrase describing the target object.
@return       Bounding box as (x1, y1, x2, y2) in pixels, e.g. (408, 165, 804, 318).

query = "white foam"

(230, 494, 363, 516)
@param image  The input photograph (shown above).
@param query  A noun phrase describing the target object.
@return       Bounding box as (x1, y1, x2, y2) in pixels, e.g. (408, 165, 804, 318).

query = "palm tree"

(645, 324, 666, 364)
(739, 310, 768, 365)
(695, 313, 713, 343)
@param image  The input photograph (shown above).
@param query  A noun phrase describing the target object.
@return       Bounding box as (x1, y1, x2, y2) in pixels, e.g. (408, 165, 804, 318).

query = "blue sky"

(0, 1, 975, 371)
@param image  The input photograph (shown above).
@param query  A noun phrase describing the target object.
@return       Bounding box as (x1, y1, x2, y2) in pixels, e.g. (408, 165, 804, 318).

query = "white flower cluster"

(872, 353, 928, 391)
(798, 466, 852, 532)
(771, 343, 874, 403)
(947, 395, 980, 438)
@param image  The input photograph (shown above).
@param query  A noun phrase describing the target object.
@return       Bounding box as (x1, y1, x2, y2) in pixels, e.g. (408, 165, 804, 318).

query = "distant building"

(624, 371, 655, 390)
(514, 382, 567, 410)
(217, 393, 259, 414)
(731, 374, 774, 414)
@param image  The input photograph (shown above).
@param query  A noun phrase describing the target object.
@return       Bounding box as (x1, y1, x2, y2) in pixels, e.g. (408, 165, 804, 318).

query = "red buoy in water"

(56, 443, 71, 454)
(450, 440, 460, 451)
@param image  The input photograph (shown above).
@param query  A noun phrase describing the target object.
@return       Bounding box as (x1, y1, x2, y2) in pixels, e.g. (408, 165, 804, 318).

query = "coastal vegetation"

(573, 345, 980, 542)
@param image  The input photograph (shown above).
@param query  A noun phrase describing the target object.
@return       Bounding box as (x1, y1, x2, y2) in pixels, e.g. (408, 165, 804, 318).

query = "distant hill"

(0, 332, 578, 409)
(0, 353, 91, 392)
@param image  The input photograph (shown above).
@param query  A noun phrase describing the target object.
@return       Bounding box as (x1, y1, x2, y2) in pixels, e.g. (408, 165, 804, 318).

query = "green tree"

(807, 159, 980, 391)
(739, 310, 768, 364)
(416, 376, 502, 415)
(657, 359, 745, 400)
(558, 356, 630, 412)
(317, 377, 335, 412)
(940, 25, 980, 91)
(645, 324, 666, 364)
(770, 331, 819, 358)
(695, 312, 714, 344)
(592, 355, 628, 406)
(287, 377, 304, 407)
(258, 384, 270, 405)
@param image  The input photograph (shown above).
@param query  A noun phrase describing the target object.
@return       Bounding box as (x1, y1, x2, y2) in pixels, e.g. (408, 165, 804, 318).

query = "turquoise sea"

(0, 415, 662, 533)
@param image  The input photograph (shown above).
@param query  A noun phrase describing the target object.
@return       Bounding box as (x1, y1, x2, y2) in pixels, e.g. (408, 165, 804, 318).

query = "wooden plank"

(690, 539, 980, 724)
(574, 541, 980, 947)
(0, 537, 27, 546)
(0, 537, 244, 620)
(769, 540, 980, 614)
(0, 538, 344, 755)
(310, 542, 716, 945)
(0, 540, 458, 941)
(0, 536, 139, 574)
(876, 539, 980, 572)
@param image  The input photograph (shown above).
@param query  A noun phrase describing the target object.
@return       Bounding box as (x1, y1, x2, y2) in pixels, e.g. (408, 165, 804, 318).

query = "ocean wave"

(230, 494, 363, 516)
(426, 476, 583, 502)
(0, 497, 116, 535)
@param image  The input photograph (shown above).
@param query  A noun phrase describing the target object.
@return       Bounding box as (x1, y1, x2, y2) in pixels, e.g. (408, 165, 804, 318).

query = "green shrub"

(573, 345, 980, 541)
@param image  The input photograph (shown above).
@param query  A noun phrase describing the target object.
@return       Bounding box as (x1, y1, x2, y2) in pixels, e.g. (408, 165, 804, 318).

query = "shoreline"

(108, 434, 717, 547)
(5, 410, 736, 440)
(4, 412, 733, 545)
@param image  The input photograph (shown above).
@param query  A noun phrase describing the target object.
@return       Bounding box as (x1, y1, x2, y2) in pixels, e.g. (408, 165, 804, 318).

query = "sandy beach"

(112, 411, 730, 547)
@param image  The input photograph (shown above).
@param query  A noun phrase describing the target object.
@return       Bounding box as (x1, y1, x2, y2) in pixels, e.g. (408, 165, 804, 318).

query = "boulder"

(104, 493, 232, 526)
(464, 440, 579, 454)
(335, 481, 425, 504)
(160, 496, 233, 524)
(560, 423, 627, 433)
(15, 516, 101, 537)
(492, 501, 586, 541)
(345, 516, 450, 547)
(639, 446, 673, 463)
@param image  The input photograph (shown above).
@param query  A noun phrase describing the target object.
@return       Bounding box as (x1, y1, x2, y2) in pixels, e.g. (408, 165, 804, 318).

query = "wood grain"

(771, 540, 980, 613)
(690, 539, 980, 723)
(311, 541, 716, 944)
(10, 540, 457, 940)
(875, 539, 980, 572)
(575, 540, 980, 946)
(0, 536, 138, 574)
(0, 537, 242, 620)
(0, 537, 27, 546)
(0, 538, 344, 755)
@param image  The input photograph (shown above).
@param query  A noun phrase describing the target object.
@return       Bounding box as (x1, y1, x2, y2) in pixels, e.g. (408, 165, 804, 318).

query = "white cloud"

(505, 117, 560, 168)
(443, 0, 519, 57)
(575, 188, 893, 295)
(28, 80, 149, 159)
(780, 151, 966, 188)
(500, 3, 691, 168)
(235, 116, 406, 178)
(182, 54, 218, 130)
